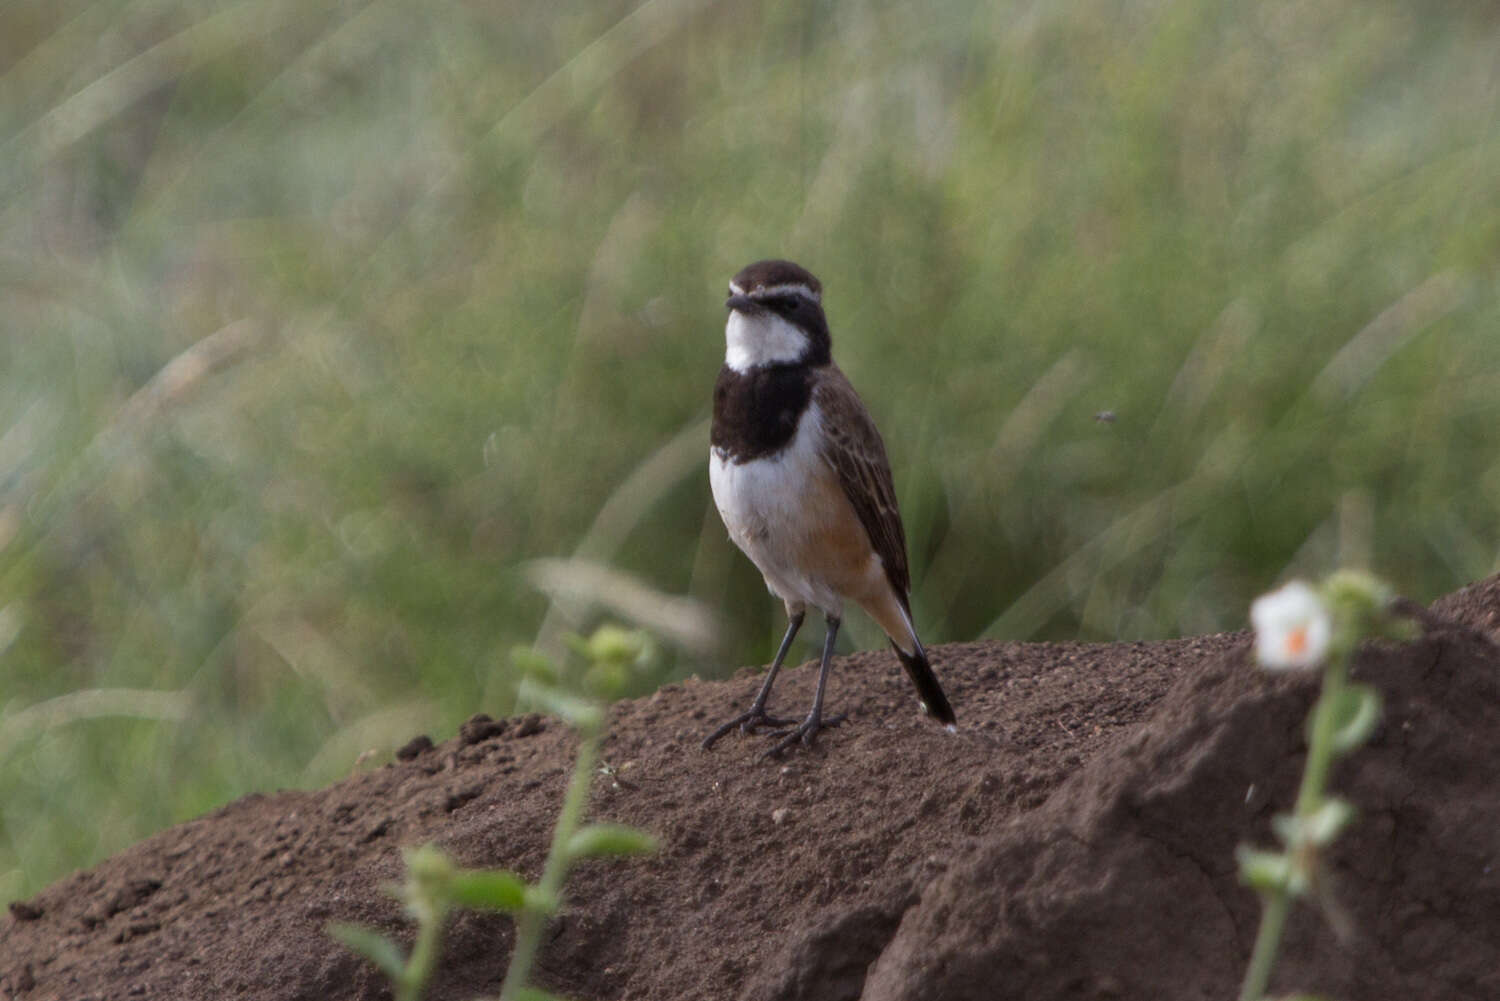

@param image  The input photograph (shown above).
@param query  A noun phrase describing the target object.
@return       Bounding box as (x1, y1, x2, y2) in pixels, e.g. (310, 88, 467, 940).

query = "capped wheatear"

(703, 259, 955, 756)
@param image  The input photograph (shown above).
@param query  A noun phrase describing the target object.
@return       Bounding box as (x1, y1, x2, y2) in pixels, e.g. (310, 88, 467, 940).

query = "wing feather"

(813, 367, 911, 602)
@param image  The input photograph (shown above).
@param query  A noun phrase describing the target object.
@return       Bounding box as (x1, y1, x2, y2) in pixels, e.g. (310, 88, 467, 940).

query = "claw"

(702, 707, 798, 750)
(764, 712, 846, 758)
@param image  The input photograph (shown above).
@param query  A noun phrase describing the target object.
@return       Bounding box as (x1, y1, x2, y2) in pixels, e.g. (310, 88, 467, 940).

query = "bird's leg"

(767, 614, 847, 757)
(702, 611, 805, 749)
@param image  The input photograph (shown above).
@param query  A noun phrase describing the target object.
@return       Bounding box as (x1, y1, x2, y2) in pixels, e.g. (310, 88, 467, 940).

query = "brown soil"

(5, 577, 1500, 1001)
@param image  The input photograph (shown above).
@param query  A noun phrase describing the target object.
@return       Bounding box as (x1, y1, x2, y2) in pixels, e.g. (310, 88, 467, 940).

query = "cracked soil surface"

(4, 576, 1500, 1001)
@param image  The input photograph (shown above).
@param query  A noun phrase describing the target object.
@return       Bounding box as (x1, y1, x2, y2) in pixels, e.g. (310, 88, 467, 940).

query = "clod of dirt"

(511, 713, 545, 739)
(395, 735, 435, 760)
(458, 714, 507, 746)
(6, 901, 41, 922)
(3, 577, 1499, 1001)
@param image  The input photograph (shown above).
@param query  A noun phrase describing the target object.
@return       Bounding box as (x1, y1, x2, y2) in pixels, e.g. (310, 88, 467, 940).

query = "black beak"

(725, 293, 761, 314)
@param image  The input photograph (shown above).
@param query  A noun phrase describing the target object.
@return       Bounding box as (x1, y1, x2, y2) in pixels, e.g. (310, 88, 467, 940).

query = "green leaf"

(523, 885, 561, 915)
(401, 843, 458, 911)
(579, 624, 651, 666)
(583, 660, 628, 701)
(404, 843, 456, 882)
(446, 868, 528, 912)
(1270, 798, 1356, 853)
(511, 645, 559, 684)
(1236, 846, 1295, 894)
(327, 922, 407, 980)
(566, 823, 659, 860)
(1320, 571, 1391, 620)
(1301, 798, 1357, 846)
(517, 678, 603, 731)
(1327, 684, 1381, 753)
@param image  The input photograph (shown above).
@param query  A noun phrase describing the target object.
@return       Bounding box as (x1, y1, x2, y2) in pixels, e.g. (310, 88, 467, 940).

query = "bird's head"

(723, 259, 831, 371)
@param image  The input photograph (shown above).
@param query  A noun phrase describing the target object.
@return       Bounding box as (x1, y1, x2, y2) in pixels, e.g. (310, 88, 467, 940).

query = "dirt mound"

(4, 578, 1499, 1001)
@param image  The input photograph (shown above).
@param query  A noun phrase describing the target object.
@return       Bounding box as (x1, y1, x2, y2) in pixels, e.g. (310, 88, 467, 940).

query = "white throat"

(724, 310, 810, 373)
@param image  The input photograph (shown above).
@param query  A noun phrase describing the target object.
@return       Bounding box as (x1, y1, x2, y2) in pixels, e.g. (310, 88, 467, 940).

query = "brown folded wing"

(813, 366, 911, 603)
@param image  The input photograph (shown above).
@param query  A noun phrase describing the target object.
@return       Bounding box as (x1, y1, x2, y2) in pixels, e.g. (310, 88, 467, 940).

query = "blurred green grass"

(2, 0, 1498, 897)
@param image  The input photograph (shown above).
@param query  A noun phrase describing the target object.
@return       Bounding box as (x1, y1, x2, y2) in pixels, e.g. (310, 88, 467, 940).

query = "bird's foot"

(764, 712, 847, 758)
(701, 706, 798, 750)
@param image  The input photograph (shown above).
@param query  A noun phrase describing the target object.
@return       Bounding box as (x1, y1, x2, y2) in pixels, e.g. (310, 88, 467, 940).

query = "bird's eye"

(780, 296, 799, 311)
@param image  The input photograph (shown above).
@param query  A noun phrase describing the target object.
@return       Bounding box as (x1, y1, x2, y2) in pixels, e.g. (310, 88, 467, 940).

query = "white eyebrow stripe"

(728, 281, 746, 295)
(750, 282, 820, 303)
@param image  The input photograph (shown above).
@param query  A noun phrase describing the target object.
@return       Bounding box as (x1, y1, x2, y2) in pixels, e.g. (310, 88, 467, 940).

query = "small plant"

(1236, 572, 1416, 1001)
(331, 625, 660, 1001)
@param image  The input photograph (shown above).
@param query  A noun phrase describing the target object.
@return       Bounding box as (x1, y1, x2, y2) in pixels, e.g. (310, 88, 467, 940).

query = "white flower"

(1251, 581, 1332, 671)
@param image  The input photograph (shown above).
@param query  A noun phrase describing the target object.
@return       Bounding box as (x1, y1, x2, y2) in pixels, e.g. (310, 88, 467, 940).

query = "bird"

(702, 259, 956, 757)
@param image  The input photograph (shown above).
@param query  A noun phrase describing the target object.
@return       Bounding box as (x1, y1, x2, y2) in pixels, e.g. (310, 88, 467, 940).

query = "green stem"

(1238, 646, 1351, 1001)
(1238, 889, 1290, 1001)
(497, 723, 601, 1001)
(400, 898, 449, 1001)
(1294, 651, 1348, 815)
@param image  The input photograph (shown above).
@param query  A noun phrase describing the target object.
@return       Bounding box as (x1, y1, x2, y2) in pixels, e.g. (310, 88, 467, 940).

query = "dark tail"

(892, 641, 956, 727)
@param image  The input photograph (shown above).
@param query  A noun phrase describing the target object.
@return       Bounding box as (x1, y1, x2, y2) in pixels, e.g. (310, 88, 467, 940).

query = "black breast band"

(710, 364, 814, 463)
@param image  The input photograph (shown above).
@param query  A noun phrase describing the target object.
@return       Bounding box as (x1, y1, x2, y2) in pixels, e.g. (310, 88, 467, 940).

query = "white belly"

(708, 404, 846, 616)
